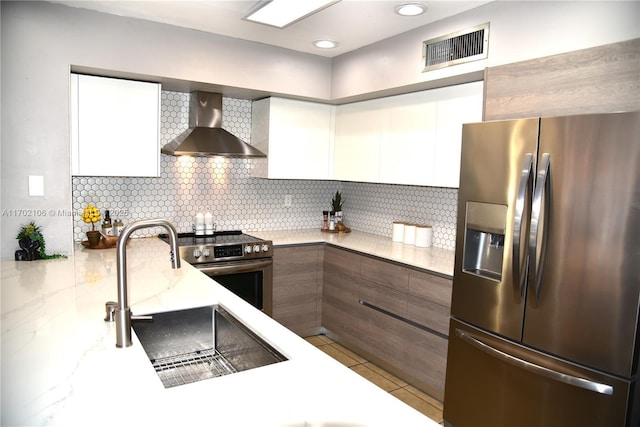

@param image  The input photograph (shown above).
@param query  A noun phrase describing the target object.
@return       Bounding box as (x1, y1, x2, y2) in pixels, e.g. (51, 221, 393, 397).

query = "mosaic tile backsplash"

(72, 91, 458, 250)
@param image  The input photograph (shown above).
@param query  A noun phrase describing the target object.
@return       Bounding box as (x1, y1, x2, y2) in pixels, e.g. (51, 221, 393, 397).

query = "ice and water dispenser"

(462, 201, 507, 282)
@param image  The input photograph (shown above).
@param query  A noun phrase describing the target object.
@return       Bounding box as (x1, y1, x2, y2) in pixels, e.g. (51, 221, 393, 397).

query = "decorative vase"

(86, 230, 101, 248)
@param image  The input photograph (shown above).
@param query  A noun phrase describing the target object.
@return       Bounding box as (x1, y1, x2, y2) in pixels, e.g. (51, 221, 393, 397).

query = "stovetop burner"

(159, 231, 264, 247)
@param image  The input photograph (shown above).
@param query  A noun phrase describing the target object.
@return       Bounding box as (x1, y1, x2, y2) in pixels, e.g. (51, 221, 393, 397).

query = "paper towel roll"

(403, 223, 416, 245)
(415, 225, 432, 248)
(392, 222, 405, 242)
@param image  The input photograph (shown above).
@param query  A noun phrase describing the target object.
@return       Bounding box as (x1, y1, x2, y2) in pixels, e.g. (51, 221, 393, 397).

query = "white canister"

(403, 223, 416, 245)
(204, 212, 214, 235)
(415, 225, 433, 248)
(392, 221, 405, 242)
(195, 212, 205, 236)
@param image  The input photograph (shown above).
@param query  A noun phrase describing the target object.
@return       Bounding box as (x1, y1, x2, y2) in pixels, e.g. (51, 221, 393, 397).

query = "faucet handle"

(104, 301, 118, 322)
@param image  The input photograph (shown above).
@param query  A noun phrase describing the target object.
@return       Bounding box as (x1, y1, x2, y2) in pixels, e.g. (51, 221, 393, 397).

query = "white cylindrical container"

(415, 225, 433, 248)
(195, 212, 205, 236)
(392, 221, 405, 242)
(204, 212, 214, 235)
(403, 223, 416, 245)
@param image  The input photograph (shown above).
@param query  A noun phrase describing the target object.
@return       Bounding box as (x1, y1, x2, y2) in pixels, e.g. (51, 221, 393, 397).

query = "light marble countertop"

(1, 237, 440, 427)
(248, 229, 454, 277)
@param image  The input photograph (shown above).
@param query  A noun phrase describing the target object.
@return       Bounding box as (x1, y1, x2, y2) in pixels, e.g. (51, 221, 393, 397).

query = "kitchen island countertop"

(248, 229, 454, 277)
(1, 237, 440, 427)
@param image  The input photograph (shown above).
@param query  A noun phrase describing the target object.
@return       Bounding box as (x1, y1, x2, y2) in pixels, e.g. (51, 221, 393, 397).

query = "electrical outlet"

(284, 195, 292, 207)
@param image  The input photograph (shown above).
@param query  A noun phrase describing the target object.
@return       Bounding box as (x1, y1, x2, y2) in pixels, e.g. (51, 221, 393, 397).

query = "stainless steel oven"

(159, 231, 273, 316)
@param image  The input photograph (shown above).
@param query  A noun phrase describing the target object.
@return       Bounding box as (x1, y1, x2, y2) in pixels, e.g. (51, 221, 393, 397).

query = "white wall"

(0, 1, 331, 258)
(331, 1, 640, 101)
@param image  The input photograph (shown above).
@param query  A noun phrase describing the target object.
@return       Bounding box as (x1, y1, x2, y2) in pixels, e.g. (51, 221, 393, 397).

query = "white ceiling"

(50, 0, 490, 58)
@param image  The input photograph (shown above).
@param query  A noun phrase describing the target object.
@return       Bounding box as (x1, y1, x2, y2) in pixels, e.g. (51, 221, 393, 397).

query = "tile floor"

(305, 334, 444, 425)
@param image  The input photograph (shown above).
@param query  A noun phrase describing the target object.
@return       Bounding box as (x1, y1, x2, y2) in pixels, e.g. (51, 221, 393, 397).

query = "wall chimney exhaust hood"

(161, 91, 266, 158)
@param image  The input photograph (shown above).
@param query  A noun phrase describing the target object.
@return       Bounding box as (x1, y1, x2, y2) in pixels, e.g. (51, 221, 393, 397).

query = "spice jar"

(322, 211, 329, 230)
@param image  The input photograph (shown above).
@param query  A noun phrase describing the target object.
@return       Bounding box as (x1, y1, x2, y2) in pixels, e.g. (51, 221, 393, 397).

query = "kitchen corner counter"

(1, 237, 439, 427)
(248, 229, 455, 277)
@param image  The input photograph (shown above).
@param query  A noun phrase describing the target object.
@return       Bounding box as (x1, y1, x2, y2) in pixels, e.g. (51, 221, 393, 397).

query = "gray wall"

(331, 1, 639, 100)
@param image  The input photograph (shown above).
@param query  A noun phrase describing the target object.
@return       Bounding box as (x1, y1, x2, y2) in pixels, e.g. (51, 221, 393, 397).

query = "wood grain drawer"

(408, 270, 452, 308)
(360, 255, 409, 293)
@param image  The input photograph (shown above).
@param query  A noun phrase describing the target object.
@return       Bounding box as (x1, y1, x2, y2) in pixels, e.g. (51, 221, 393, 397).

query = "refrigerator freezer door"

(523, 112, 640, 378)
(452, 118, 539, 341)
(444, 319, 634, 427)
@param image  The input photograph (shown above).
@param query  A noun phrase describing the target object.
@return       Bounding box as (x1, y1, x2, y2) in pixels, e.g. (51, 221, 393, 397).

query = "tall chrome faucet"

(113, 218, 181, 348)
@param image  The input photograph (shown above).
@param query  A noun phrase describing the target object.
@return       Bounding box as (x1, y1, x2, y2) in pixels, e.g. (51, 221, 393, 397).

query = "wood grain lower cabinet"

(322, 247, 453, 400)
(321, 246, 362, 346)
(272, 245, 323, 337)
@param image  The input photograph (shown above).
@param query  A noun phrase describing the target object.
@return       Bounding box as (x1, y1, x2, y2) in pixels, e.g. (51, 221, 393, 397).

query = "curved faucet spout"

(114, 219, 181, 348)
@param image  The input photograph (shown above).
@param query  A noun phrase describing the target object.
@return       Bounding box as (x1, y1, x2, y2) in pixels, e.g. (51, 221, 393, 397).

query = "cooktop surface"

(158, 231, 265, 247)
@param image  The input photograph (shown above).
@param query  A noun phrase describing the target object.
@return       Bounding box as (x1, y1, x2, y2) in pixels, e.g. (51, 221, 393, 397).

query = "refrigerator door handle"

(513, 153, 533, 299)
(455, 328, 614, 395)
(529, 152, 551, 304)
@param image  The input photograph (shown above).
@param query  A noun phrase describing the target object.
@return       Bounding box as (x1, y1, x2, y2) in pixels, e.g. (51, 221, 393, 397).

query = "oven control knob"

(193, 249, 202, 258)
(203, 248, 210, 258)
(261, 244, 269, 252)
(245, 245, 252, 254)
(253, 244, 261, 253)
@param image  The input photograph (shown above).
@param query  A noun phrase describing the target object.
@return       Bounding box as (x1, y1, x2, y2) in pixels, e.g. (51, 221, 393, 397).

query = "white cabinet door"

(71, 74, 160, 177)
(333, 98, 385, 183)
(379, 91, 438, 185)
(432, 81, 484, 187)
(251, 97, 333, 179)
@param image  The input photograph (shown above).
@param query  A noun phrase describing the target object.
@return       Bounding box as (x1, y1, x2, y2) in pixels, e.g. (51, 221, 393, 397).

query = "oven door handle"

(196, 259, 272, 276)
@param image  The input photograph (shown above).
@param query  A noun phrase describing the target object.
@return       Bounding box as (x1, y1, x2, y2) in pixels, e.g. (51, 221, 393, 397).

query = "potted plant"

(82, 204, 102, 247)
(15, 221, 66, 260)
(331, 190, 344, 224)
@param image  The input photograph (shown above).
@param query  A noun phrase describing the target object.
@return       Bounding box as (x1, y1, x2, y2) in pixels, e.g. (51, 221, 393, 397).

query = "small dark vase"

(86, 230, 101, 248)
(15, 237, 41, 261)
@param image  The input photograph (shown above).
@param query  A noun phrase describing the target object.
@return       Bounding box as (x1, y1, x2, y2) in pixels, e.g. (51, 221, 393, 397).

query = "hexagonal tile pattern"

(72, 91, 458, 250)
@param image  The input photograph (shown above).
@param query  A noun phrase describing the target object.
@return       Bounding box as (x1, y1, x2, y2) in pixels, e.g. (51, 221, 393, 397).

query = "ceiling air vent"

(422, 23, 489, 72)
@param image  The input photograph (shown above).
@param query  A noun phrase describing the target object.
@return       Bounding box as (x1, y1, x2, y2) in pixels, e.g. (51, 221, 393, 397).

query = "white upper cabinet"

(71, 74, 161, 177)
(251, 97, 334, 180)
(432, 81, 484, 187)
(333, 81, 483, 187)
(333, 97, 386, 183)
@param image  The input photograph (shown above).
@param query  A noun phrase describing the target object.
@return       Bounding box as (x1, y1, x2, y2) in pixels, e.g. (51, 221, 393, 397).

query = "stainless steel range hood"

(161, 91, 266, 158)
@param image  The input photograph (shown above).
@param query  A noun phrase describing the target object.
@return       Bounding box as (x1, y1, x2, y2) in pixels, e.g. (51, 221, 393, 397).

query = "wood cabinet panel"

(360, 256, 409, 293)
(408, 270, 452, 309)
(484, 39, 640, 121)
(272, 246, 322, 336)
(402, 321, 448, 400)
(322, 247, 362, 344)
(359, 278, 407, 317)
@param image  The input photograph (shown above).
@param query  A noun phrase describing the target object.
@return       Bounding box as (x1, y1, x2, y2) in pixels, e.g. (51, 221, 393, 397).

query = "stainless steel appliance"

(444, 112, 640, 427)
(159, 231, 273, 316)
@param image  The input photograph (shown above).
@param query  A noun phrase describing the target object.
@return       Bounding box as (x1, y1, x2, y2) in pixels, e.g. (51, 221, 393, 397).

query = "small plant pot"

(86, 230, 101, 248)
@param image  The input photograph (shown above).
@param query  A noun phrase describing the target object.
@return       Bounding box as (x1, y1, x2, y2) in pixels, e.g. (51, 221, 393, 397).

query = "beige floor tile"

(390, 388, 444, 423)
(318, 344, 361, 367)
(331, 342, 367, 364)
(304, 336, 328, 347)
(362, 362, 408, 387)
(350, 364, 403, 393)
(403, 384, 443, 410)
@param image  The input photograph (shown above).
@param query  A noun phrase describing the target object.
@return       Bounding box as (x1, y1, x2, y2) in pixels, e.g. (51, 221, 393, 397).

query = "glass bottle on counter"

(322, 211, 329, 230)
(113, 219, 124, 237)
(101, 210, 113, 235)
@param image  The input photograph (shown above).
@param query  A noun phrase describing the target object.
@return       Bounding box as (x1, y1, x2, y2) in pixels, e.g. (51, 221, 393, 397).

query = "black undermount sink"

(132, 305, 287, 388)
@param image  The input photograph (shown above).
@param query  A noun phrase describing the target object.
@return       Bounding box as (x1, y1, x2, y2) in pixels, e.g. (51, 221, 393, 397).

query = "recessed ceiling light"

(313, 39, 339, 49)
(394, 2, 427, 17)
(244, 0, 341, 29)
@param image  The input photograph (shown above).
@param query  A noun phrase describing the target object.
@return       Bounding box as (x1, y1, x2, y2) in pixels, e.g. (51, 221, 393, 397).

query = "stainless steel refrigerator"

(443, 112, 640, 427)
